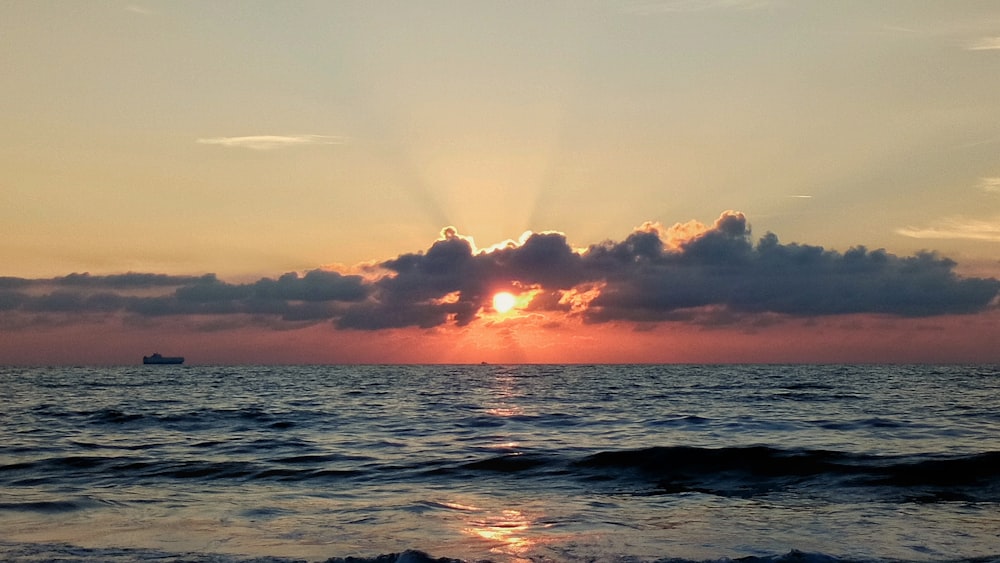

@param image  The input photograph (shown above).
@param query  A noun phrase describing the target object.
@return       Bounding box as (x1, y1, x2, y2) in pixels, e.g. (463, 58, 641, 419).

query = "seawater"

(1, 364, 998, 563)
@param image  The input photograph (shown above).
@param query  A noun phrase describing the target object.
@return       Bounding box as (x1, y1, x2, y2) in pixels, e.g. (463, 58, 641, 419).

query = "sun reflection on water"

(485, 405, 524, 417)
(463, 508, 548, 562)
(485, 372, 525, 418)
(454, 369, 551, 560)
(486, 440, 521, 450)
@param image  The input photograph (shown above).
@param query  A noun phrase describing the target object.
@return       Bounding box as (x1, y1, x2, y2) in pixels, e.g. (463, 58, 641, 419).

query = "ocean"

(1, 364, 998, 563)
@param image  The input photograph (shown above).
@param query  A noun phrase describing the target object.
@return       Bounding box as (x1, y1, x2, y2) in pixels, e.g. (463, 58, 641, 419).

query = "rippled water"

(1, 364, 999, 562)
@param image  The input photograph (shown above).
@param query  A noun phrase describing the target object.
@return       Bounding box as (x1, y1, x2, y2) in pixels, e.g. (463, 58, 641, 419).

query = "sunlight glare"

(492, 292, 517, 313)
(465, 509, 537, 561)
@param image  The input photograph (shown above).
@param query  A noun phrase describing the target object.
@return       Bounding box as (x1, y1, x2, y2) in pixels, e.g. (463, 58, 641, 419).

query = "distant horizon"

(8, 360, 1000, 368)
(3, 214, 998, 365)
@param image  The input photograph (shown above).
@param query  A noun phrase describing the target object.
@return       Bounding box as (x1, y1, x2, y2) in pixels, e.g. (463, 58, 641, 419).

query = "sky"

(2, 1, 1000, 365)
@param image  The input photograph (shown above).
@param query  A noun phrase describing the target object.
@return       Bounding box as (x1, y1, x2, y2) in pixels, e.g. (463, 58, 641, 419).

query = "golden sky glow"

(2, 2, 1000, 364)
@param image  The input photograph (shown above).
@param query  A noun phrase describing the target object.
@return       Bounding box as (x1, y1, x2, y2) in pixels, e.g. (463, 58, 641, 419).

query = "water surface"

(1, 364, 998, 562)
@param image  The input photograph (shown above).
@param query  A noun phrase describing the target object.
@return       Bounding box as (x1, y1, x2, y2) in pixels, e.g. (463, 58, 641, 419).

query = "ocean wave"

(1, 543, 999, 563)
(3, 446, 998, 502)
(439, 445, 1000, 502)
(431, 445, 1000, 496)
(573, 446, 1000, 500)
(0, 498, 101, 514)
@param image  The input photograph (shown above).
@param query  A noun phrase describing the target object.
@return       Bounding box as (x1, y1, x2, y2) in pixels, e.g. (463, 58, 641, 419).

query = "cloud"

(196, 135, 347, 150)
(979, 177, 1000, 193)
(894, 178, 1000, 242)
(54, 272, 213, 288)
(896, 217, 1000, 242)
(966, 37, 1000, 51)
(2, 212, 998, 332)
(337, 211, 997, 328)
(1, 270, 368, 322)
(625, 0, 773, 14)
(880, 25, 922, 35)
(125, 5, 155, 15)
(578, 212, 998, 322)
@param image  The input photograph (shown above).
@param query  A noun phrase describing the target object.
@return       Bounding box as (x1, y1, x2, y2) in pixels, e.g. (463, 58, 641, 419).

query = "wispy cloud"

(124, 5, 155, 15)
(896, 216, 1000, 242)
(966, 37, 1000, 51)
(196, 135, 347, 150)
(978, 177, 1000, 194)
(880, 25, 922, 34)
(625, 0, 772, 15)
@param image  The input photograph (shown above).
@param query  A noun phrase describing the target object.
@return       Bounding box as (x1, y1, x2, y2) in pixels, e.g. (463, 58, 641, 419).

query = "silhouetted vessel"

(143, 353, 184, 365)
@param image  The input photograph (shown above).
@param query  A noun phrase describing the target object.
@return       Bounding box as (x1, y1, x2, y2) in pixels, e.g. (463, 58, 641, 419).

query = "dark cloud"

(54, 272, 215, 288)
(489, 231, 584, 288)
(0, 277, 32, 290)
(2, 212, 997, 331)
(255, 270, 368, 302)
(337, 228, 586, 329)
(0, 291, 28, 311)
(581, 213, 999, 323)
(163, 270, 369, 320)
(2, 269, 369, 325)
(341, 211, 997, 329)
(337, 301, 459, 330)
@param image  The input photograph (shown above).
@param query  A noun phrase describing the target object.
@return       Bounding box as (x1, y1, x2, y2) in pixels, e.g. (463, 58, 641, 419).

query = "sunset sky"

(2, 1, 999, 364)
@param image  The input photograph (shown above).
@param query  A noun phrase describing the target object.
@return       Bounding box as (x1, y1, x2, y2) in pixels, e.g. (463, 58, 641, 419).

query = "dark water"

(1, 364, 998, 563)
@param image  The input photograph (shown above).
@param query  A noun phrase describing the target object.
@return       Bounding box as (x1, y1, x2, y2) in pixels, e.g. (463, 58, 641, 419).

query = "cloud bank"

(2, 212, 997, 332)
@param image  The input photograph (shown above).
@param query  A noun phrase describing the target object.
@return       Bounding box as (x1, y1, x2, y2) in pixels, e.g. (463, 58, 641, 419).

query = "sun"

(492, 291, 517, 313)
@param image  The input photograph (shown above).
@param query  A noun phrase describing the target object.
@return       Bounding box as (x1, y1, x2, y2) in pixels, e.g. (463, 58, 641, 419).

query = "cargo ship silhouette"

(143, 353, 184, 365)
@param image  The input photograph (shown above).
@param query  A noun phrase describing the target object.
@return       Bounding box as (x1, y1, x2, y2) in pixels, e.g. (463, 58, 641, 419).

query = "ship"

(143, 353, 184, 365)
